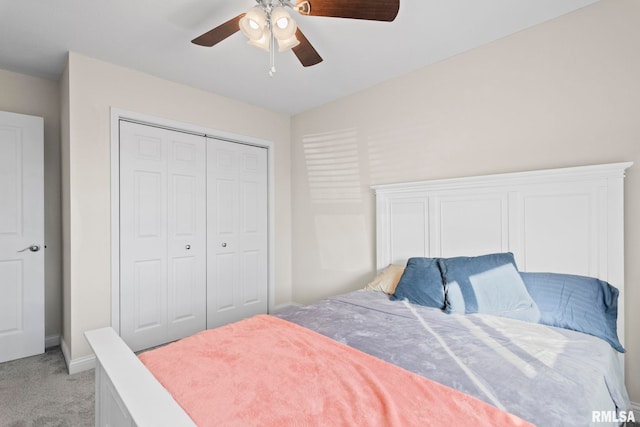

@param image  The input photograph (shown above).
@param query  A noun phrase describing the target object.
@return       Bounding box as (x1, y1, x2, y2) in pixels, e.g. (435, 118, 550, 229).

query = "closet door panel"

(207, 139, 268, 328)
(135, 172, 164, 238)
(166, 131, 206, 342)
(120, 122, 206, 351)
(241, 250, 260, 304)
(120, 124, 168, 350)
(213, 252, 236, 311)
(133, 259, 164, 330)
(238, 149, 268, 308)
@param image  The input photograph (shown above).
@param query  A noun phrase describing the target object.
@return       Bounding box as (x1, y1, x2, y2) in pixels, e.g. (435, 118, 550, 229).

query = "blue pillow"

(520, 272, 624, 352)
(438, 253, 538, 318)
(390, 257, 444, 309)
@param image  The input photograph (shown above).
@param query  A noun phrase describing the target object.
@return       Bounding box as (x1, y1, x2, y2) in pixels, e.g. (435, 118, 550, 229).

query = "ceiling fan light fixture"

(239, 6, 267, 41)
(277, 35, 300, 52)
(270, 6, 297, 41)
(276, 17, 289, 29)
(248, 32, 271, 52)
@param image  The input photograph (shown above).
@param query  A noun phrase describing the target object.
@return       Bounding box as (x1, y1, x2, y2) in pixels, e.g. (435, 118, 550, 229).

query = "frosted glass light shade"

(277, 35, 300, 52)
(240, 6, 267, 41)
(270, 7, 297, 41)
(248, 32, 271, 51)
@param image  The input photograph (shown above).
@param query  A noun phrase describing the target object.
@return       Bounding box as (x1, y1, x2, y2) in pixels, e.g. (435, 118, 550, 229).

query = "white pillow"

(364, 264, 404, 294)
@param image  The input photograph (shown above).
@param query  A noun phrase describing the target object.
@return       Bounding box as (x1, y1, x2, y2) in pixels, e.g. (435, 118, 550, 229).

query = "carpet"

(0, 347, 94, 427)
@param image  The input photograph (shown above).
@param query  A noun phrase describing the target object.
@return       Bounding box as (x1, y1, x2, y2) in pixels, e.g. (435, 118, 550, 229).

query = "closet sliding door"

(207, 138, 268, 329)
(119, 121, 206, 352)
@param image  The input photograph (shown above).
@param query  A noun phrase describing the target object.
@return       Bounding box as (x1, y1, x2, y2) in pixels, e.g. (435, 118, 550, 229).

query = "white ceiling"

(0, 0, 598, 115)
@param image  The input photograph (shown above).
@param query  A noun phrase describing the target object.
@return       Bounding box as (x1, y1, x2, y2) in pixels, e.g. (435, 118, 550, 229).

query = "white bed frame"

(86, 162, 632, 427)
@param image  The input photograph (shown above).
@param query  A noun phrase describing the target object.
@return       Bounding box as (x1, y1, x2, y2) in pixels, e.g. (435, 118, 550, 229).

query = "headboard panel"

(373, 162, 632, 345)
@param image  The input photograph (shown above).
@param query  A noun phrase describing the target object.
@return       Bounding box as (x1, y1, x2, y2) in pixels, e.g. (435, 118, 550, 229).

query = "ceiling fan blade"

(295, 0, 399, 22)
(191, 13, 245, 47)
(292, 29, 323, 67)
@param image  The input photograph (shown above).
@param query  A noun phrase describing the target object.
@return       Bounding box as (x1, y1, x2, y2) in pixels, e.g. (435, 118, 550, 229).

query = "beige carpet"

(0, 347, 94, 427)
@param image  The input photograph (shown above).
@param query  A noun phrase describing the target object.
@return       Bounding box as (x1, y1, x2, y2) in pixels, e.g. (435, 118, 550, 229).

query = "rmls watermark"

(591, 410, 635, 423)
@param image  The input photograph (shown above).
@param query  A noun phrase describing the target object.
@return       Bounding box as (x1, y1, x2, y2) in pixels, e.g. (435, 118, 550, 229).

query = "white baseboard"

(60, 336, 96, 375)
(45, 334, 61, 349)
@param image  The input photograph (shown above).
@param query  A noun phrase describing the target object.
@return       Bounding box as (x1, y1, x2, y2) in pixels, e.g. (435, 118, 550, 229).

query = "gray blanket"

(277, 290, 630, 427)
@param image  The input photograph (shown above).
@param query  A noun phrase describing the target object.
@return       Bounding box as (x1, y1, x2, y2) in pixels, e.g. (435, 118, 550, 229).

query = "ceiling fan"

(191, 0, 400, 74)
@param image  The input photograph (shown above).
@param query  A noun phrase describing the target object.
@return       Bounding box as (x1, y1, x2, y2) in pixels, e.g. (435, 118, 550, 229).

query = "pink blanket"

(139, 315, 534, 427)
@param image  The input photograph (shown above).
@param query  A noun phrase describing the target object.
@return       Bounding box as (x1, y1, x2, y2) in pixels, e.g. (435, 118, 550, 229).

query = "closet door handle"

(18, 244, 41, 253)
(185, 245, 191, 250)
(221, 243, 227, 248)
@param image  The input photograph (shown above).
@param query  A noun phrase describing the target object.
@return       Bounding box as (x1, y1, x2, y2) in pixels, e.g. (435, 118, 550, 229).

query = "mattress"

(276, 290, 630, 427)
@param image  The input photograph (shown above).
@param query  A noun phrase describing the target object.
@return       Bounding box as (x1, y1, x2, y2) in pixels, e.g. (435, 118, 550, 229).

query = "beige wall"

(63, 52, 292, 360)
(290, 0, 640, 403)
(0, 69, 62, 341)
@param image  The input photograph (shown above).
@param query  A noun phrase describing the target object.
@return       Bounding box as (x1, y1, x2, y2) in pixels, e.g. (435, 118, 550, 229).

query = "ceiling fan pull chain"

(269, 19, 276, 77)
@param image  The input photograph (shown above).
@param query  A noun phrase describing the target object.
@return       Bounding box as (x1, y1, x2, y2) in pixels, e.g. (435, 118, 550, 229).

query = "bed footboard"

(85, 327, 196, 427)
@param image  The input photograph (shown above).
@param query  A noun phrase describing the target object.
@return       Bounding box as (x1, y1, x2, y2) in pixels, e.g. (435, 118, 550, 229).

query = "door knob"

(18, 244, 41, 253)
(185, 244, 191, 250)
(221, 243, 227, 248)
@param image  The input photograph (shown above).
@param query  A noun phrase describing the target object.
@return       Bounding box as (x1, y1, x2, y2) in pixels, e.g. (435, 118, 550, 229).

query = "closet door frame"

(109, 108, 275, 334)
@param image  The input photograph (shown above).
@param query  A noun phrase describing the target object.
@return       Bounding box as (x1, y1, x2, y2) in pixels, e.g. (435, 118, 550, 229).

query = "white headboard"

(373, 162, 632, 346)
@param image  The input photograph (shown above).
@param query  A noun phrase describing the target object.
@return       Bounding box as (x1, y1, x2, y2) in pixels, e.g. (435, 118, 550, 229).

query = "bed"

(86, 162, 633, 426)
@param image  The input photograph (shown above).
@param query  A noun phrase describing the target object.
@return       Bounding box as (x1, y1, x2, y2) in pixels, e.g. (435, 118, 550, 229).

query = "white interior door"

(119, 121, 206, 351)
(207, 139, 268, 328)
(0, 111, 44, 363)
